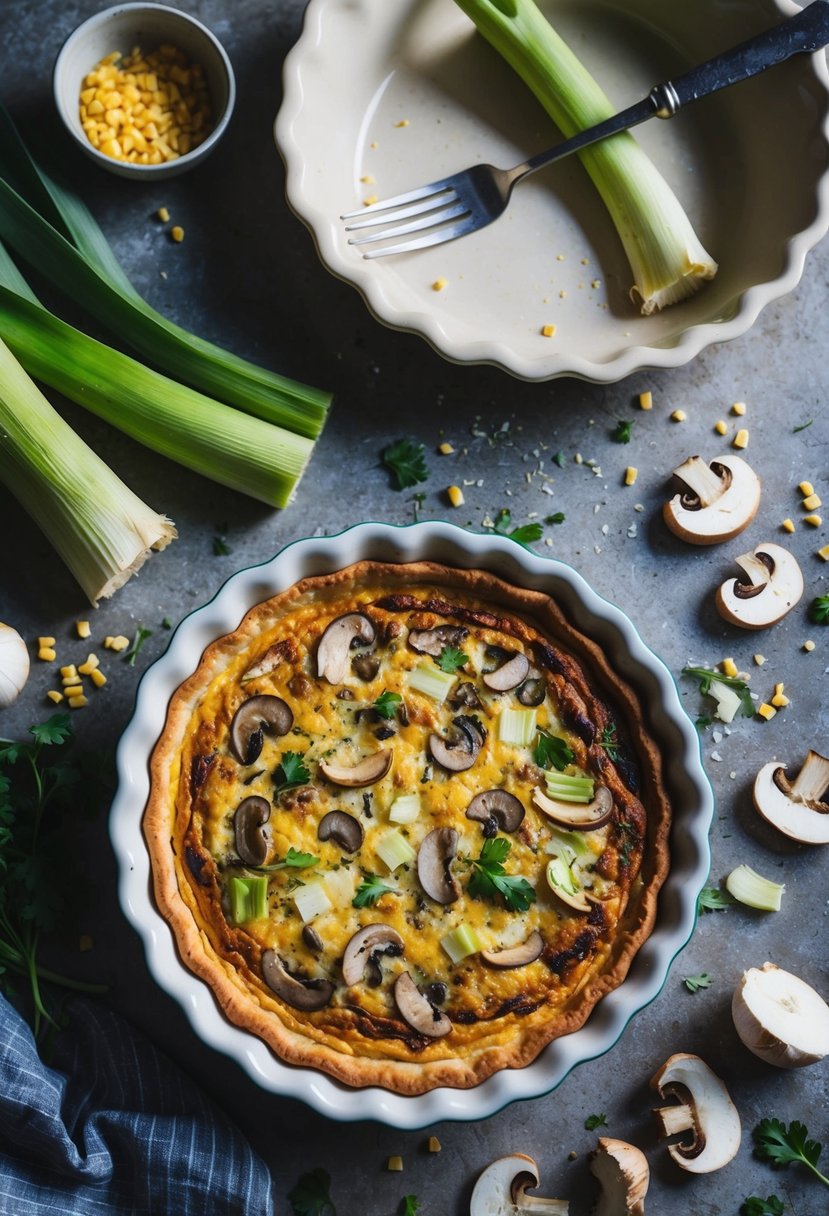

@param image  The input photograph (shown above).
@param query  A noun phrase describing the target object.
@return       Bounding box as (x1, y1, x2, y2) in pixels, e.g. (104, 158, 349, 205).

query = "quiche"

(144, 560, 671, 1094)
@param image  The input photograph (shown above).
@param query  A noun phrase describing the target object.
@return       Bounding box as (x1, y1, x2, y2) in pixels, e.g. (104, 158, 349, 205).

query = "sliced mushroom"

(650, 1052, 741, 1173)
(261, 949, 334, 1011)
(466, 789, 525, 835)
(229, 695, 293, 765)
(407, 624, 468, 656)
(352, 653, 380, 682)
(342, 923, 404, 986)
(316, 612, 376, 684)
(470, 1155, 569, 1216)
(533, 784, 613, 831)
(233, 795, 271, 866)
(429, 714, 486, 772)
(393, 970, 452, 1038)
(546, 856, 593, 913)
(663, 454, 761, 545)
(317, 809, 365, 852)
(480, 930, 543, 969)
(483, 650, 530, 692)
(241, 641, 293, 682)
(318, 749, 392, 787)
(448, 680, 482, 710)
(417, 827, 460, 904)
(715, 543, 804, 629)
(302, 924, 324, 953)
(589, 1138, 649, 1216)
(731, 961, 829, 1068)
(517, 677, 546, 707)
(753, 749, 829, 844)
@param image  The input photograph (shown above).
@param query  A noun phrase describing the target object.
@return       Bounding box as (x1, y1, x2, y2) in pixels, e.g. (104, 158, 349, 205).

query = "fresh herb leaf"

(409, 491, 427, 522)
(544, 511, 566, 525)
(585, 1113, 608, 1130)
(124, 625, 152, 667)
(288, 1166, 337, 1215)
(251, 848, 318, 873)
(29, 715, 73, 747)
(682, 666, 755, 717)
(373, 691, 403, 720)
(695, 715, 713, 730)
(553, 450, 566, 468)
(161, 616, 173, 629)
(793, 419, 814, 433)
(212, 534, 231, 556)
(697, 886, 734, 913)
(436, 646, 468, 674)
(492, 507, 543, 544)
(401, 1198, 421, 1216)
(466, 836, 537, 912)
(753, 1119, 829, 1188)
(741, 1196, 785, 1216)
(613, 419, 634, 443)
(683, 971, 713, 993)
(533, 729, 574, 771)
(274, 751, 311, 794)
(352, 874, 394, 908)
(809, 595, 829, 625)
(383, 439, 428, 490)
(598, 723, 620, 760)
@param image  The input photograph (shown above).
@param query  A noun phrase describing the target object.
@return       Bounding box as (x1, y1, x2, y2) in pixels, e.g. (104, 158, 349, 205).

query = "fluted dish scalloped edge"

(110, 522, 713, 1127)
(275, 0, 829, 383)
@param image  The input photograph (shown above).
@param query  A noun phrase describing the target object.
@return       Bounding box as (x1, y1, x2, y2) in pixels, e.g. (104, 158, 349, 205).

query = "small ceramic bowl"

(53, 2, 235, 180)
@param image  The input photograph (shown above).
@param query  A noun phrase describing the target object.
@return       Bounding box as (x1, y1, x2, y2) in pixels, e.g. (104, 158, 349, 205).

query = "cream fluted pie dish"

(112, 524, 712, 1123)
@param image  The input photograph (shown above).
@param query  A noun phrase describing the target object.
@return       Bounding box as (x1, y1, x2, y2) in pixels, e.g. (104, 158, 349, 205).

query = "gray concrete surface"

(1, 1, 827, 1212)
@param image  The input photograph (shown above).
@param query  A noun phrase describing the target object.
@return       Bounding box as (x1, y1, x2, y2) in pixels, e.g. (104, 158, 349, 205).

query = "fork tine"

(360, 214, 479, 259)
(343, 190, 459, 233)
(347, 200, 470, 247)
(340, 178, 454, 221)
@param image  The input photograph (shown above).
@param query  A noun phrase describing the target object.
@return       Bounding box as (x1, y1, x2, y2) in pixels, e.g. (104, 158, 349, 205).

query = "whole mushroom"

(715, 543, 803, 629)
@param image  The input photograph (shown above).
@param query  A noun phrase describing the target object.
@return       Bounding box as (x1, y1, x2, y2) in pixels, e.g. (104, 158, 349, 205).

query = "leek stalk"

(0, 335, 175, 604)
(451, 0, 717, 311)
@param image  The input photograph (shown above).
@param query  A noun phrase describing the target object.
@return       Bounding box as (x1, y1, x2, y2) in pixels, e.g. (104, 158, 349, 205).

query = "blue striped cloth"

(0, 994, 274, 1215)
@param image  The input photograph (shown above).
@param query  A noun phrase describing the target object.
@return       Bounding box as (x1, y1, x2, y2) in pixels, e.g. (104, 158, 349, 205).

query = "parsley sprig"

(124, 625, 153, 666)
(373, 691, 402, 719)
(753, 1118, 829, 1189)
(248, 847, 318, 874)
(533, 729, 574, 771)
(809, 595, 829, 625)
(0, 715, 105, 1032)
(585, 1112, 608, 1130)
(493, 507, 543, 545)
(683, 971, 712, 993)
(274, 751, 311, 795)
(698, 886, 735, 913)
(466, 837, 536, 912)
(402, 1198, 422, 1216)
(741, 1197, 785, 1216)
(383, 439, 429, 490)
(353, 874, 395, 908)
(288, 1167, 336, 1215)
(436, 646, 468, 674)
(613, 419, 634, 443)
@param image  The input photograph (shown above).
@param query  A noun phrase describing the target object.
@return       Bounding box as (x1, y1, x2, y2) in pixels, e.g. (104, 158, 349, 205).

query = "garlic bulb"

(0, 622, 29, 708)
(732, 962, 829, 1068)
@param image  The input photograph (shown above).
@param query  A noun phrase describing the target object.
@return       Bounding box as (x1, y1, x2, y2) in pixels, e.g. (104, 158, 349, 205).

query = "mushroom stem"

(653, 1101, 695, 1137)
(673, 455, 727, 506)
(788, 750, 829, 803)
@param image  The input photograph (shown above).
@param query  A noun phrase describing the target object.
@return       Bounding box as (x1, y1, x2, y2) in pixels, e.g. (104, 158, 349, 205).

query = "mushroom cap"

(429, 715, 485, 772)
(318, 749, 392, 787)
(533, 785, 613, 831)
(317, 809, 365, 852)
(716, 543, 804, 630)
(753, 757, 829, 845)
(466, 789, 525, 834)
(342, 923, 405, 986)
(469, 1154, 569, 1215)
(480, 930, 543, 969)
(650, 1052, 741, 1173)
(261, 950, 334, 1011)
(589, 1138, 649, 1216)
(316, 612, 376, 684)
(663, 454, 761, 545)
(393, 971, 452, 1038)
(229, 695, 293, 764)
(483, 650, 531, 692)
(417, 827, 461, 904)
(233, 795, 271, 866)
(732, 961, 829, 1068)
(407, 624, 468, 656)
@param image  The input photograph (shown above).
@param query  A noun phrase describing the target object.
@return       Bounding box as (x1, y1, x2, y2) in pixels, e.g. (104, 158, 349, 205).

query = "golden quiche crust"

(144, 561, 671, 1093)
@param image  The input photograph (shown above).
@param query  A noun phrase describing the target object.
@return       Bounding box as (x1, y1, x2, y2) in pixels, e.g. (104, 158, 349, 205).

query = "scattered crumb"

(670, 409, 686, 423)
(394, 119, 410, 128)
(387, 1156, 404, 1171)
(438, 442, 454, 455)
(363, 194, 378, 206)
(427, 1136, 442, 1153)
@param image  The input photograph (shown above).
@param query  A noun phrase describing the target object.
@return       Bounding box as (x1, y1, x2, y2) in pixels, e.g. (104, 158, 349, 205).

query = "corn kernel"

(63, 684, 84, 699)
(38, 647, 56, 662)
(68, 694, 88, 710)
(720, 657, 738, 678)
(638, 391, 653, 410)
(781, 518, 796, 533)
(804, 514, 822, 527)
(90, 668, 107, 688)
(431, 278, 448, 292)
(46, 690, 64, 704)
(818, 544, 829, 561)
(803, 639, 816, 652)
(76, 620, 91, 639)
(714, 420, 728, 435)
(394, 119, 410, 127)
(156, 206, 170, 222)
(362, 193, 378, 206)
(541, 323, 556, 337)
(771, 685, 789, 708)
(60, 664, 78, 680)
(170, 225, 185, 242)
(670, 409, 686, 422)
(427, 1136, 442, 1153)
(731, 401, 747, 416)
(438, 442, 454, 455)
(105, 635, 130, 652)
(387, 1156, 404, 1171)
(624, 466, 638, 486)
(447, 485, 465, 507)
(802, 493, 822, 511)
(38, 636, 56, 648)
(753, 654, 766, 666)
(78, 653, 100, 675)
(756, 702, 776, 721)
(799, 480, 815, 497)
(732, 428, 749, 449)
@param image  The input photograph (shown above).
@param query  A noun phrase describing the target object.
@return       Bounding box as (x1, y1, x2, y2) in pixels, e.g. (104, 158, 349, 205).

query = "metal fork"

(342, 0, 829, 258)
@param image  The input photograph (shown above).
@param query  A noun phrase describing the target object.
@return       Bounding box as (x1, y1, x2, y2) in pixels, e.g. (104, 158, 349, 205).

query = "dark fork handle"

(652, 0, 829, 116)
